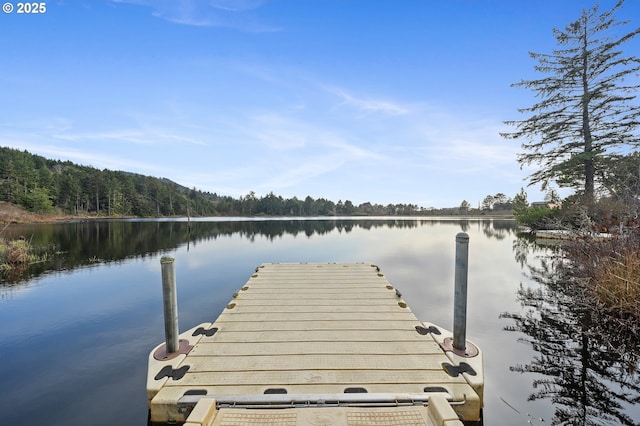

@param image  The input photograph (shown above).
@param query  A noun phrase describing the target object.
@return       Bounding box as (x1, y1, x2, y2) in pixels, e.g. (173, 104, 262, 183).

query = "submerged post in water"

(160, 256, 179, 353)
(453, 232, 469, 351)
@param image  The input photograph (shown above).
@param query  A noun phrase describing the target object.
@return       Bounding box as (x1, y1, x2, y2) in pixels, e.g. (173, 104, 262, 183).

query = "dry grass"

(0, 201, 122, 224)
(0, 201, 41, 224)
(0, 232, 58, 270)
(591, 243, 640, 319)
(564, 234, 640, 322)
(0, 238, 31, 274)
(5, 240, 29, 265)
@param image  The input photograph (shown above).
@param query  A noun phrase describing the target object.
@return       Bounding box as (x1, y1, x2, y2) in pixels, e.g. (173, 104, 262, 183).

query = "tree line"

(1, 147, 488, 217)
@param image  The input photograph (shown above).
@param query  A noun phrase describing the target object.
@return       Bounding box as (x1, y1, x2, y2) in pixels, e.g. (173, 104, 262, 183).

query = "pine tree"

(502, 1, 640, 209)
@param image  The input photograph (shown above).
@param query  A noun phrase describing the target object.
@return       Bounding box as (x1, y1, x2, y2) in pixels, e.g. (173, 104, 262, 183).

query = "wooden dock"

(147, 262, 483, 425)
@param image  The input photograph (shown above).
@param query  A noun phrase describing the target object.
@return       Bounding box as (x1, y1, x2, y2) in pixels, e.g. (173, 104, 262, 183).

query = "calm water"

(1, 218, 638, 425)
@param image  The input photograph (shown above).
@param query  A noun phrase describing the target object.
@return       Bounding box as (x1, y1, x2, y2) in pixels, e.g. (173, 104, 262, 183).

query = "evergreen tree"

(502, 1, 640, 209)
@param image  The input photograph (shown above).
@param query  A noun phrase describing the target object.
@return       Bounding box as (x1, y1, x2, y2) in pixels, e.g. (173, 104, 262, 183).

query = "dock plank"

(198, 329, 432, 343)
(209, 320, 421, 331)
(190, 341, 442, 356)
(221, 304, 409, 313)
(185, 353, 448, 372)
(216, 311, 417, 321)
(166, 369, 459, 387)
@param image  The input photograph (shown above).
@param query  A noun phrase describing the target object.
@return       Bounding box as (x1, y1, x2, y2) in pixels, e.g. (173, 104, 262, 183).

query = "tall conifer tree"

(502, 1, 640, 208)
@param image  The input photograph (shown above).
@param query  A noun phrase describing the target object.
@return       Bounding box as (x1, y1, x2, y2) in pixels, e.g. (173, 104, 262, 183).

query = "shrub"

(515, 206, 560, 230)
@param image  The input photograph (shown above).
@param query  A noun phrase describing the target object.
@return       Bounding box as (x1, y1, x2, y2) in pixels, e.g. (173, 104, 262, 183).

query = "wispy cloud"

(0, 117, 73, 135)
(326, 87, 411, 117)
(248, 114, 309, 150)
(213, 108, 390, 195)
(112, 0, 280, 32)
(325, 139, 384, 161)
(53, 128, 205, 146)
(257, 138, 383, 191)
(260, 155, 344, 190)
(421, 136, 515, 168)
(247, 110, 387, 157)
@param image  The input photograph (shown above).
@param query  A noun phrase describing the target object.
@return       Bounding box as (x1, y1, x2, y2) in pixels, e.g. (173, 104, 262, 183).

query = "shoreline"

(1, 202, 514, 226)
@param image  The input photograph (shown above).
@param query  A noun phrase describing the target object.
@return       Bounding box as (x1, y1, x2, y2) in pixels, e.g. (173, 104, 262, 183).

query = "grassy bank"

(0, 201, 137, 225)
(0, 201, 86, 224)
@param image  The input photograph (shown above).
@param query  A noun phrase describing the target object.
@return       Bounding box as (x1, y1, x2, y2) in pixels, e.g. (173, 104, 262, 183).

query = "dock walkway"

(147, 262, 483, 425)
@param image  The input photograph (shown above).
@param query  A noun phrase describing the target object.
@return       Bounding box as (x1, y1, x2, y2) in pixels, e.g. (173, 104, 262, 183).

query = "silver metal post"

(160, 256, 179, 353)
(453, 233, 469, 351)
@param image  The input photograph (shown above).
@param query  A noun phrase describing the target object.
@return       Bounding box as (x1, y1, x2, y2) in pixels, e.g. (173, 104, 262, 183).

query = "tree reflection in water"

(502, 236, 640, 425)
(1, 218, 517, 285)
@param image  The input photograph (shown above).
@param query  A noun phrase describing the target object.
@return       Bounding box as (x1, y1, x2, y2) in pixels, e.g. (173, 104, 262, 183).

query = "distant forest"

(0, 147, 511, 217)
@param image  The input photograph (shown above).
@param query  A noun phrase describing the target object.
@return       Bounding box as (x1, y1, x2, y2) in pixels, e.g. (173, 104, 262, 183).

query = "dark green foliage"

(599, 152, 640, 221)
(0, 147, 219, 216)
(481, 192, 513, 211)
(515, 205, 560, 230)
(0, 147, 454, 217)
(20, 187, 54, 214)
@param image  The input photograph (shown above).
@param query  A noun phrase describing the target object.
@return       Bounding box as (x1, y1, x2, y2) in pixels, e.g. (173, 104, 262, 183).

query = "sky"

(1, 0, 639, 208)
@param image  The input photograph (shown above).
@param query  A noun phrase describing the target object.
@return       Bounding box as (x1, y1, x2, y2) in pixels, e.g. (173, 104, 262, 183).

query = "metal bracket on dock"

(153, 339, 193, 361)
(177, 392, 455, 411)
(439, 337, 479, 358)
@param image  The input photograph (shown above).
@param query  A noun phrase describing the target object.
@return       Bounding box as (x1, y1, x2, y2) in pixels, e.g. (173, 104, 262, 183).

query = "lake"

(1, 218, 638, 425)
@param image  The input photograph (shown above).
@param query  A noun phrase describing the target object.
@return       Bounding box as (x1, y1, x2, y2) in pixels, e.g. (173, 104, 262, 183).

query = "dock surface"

(147, 262, 482, 425)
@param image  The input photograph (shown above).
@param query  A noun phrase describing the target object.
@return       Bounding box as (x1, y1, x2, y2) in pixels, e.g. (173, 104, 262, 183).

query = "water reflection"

(5, 217, 638, 425)
(1, 218, 517, 285)
(1, 217, 521, 426)
(502, 237, 640, 425)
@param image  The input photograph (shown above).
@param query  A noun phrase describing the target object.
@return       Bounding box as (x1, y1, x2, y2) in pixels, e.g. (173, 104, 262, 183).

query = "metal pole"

(453, 232, 469, 351)
(161, 256, 179, 353)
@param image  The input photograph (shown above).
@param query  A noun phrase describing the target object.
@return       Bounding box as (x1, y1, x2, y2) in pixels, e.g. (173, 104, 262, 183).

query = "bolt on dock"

(147, 262, 484, 425)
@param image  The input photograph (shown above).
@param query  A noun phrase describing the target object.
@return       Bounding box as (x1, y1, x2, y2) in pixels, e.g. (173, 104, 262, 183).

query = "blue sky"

(1, 0, 638, 208)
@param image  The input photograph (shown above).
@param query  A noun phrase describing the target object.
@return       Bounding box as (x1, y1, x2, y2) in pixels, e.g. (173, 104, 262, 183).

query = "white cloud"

(324, 139, 384, 161)
(326, 87, 411, 117)
(208, 0, 265, 13)
(392, 111, 518, 172)
(257, 137, 384, 191)
(53, 129, 205, 146)
(248, 114, 309, 150)
(112, 0, 280, 32)
(421, 137, 516, 170)
(260, 155, 344, 190)
(0, 117, 73, 135)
